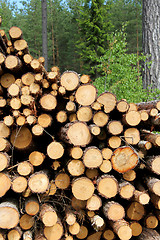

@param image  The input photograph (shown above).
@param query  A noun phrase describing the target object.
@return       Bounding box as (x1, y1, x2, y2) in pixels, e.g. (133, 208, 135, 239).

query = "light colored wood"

(133, 190, 150, 205)
(47, 141, 64, 159)
(23, 230, 33, 240)
(111, 219, 132, 240)
(123, 110, 141, 126)
(8, 227, 22, 240)
(0, 122, 10, 138)
(8, 83, 20, 97)
(38, 114, 52, 128)
(25, 197, 39, 216)
(44, 222, 63, 240)
(12, 176, 28, 193)
(0, 201, 19, 229)
(9, 26, 22, 40)
(116, 99, 129, 113)
(10, 97, 21, 109)
(72, 177, 94, 200)
(108, 136, 121, 149)
(40, 94, 57, 110)
(97, 92, 116, 113)
(89, 124, 101, 136)
(55, 173, 70, 189)
(76, 225, 88, 239)
(30, 59, 42, 72)
(99, 160, 112, 173)
(93, 111, 109, 127)
(60, 71, 79, 91)
(0, 173, 11, 197)
(70, 146, 83, 159)
(56, 111, 67, 123)
(21, 72, 35, 85)
(66, 212, 76, 225)
(139, 110, 149, 121)
(86, 194, 102, 211)
(124, 128, 140, 145)
(97, 175, 118, 199)
(75, 84, 97, 106)
(111, 146, 139, 173)
(40, 204, 58, 227)
(5, 55, 22, 71)
(103, 201, 125, 221)
(107, 120, 123, 135)
(29, 151, 45, 166)
(69, 222, 80, 235)
(20, 214, 34, 230)
(119, 181, 135, 199)
(1, 73, 15, 88)
(77, 106, 92, 122)
(80, 74, 91, 84)
(83, 146, 103, 168)
(23, 54, 33, 64)
(122, 170, 136, 182)
(102, 148, 113, 160)
(0, 152, 10, 171)
(28, 171, 49, 193)
(146, 177, 160, 196)
(68, 160, 85, 176)
(0, 137, 10, 151)
(32, 124, 44, 136)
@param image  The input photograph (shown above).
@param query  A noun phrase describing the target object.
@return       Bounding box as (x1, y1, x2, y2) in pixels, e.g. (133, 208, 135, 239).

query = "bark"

(41, 0, 48, 70)
(142, 0, 160, 89)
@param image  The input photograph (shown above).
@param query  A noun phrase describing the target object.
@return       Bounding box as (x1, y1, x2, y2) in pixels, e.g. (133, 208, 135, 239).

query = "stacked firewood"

(0, 24, 160, 240)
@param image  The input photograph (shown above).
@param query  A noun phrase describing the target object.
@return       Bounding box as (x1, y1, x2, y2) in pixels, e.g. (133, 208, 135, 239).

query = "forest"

(0, 0, 158, 102)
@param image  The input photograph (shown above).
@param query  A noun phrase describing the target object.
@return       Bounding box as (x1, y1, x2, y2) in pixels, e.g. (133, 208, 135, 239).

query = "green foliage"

(94, 25, 160, 103)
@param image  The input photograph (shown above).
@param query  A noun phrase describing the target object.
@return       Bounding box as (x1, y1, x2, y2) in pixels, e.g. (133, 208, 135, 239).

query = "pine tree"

(77, 0, 109, 79)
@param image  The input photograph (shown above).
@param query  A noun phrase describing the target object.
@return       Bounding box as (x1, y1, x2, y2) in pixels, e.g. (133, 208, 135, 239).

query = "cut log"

(23, 54, 33, 64)
(103, 229, 115, 240)
(133, 190, 150, 205)
(123, 110, 141, 126)
(76, 225, 88, 239)
(86, 231, 102, 240)
(99, 160, 112, 173)
(97, 92, 116, 113)
(12, 175, 28, 193)
(107, 121, 123, 135)
(124, 128, 140, 145)
(150, 193, 160, 209)
(116, 99, 129, 113)
(47, 141, 64, 159)
(40, 204, 58, 227)
(65, 212, 76, 225)
(103, 201, 125, 221)
(3, 115, 14, 126)
(0, 173, 11, 197)
(108, 136, 121, 149)
(0, 201, 19, 229)
(86, 194, 102, 211)
(145, 177, 160, 196)
(77, 106, 92, 122)
(80, 74, 91, 84)
(69, 222, 80, 235)
(97, 175, 118, 199)
(142, 130, 160, 147)
(111, 219, 132, 240)
(138, 140, 152, 150)
(14, 39, 28, 52)
(38, 114, 52, 128)
(40, 94, 57, 111)
(0, 137, 10, 151)
(9, 26, 23, 40)
(8, 83, 20, 97)
(66, 101, 76, 113)
(56, 111, 67, 123)
(137, 228, 160, 240)
(72, 177, 94, 200)
(127, 202, 145, 220)
(29, 151, 45, 166)
(60, 122, 91, 147)
(28, 171, 49, 193)
(5, 55, 22, 71)
(93, 111, 109, 127)
(146, 155, 160, 175)
(60, 71, 79, 91)
(8, 227, 22, 240)
(91, 215, 105, 231)
(129, 221, 142, 237)
(67, 160, 85, 176)
(122, 169, 136, 181)
(75, 84, 97, 106)
(10, 127, 32, 149)
(32, 124, 44, 136)
(83, 146, 103, 168)
(25, 197, 40, 216)
(55, 172, 70, 189)
(89, 124, 101, 136)
(0, 73, 15, 88)
(70, 146, 83, 159)
(44, 222, 63, 240)
(144, 213, 158, 229)
(19, 214, 34, 230)
(139, 110, 149, 121)
(0, 152, 10, 171)
(111, 146, 139, 173)
(119, 181, 135, 200)
(102, 148, 113, 160)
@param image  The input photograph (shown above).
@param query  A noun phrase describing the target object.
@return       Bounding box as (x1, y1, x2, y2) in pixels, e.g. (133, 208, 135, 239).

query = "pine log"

(103, 229, 115, 240)
(55, 172, 70, 189)
(116, 99, 129, 113)
(5, 55, 22, 71)
(86, 231, 102, 240)
(86, 168, 99, 179)
(91, 215, 105, 231)
(136, 100, 160, 111)
(10, 127, 32, 150)
(97, 175, 118, 199)
(80, 74, 91, 84)
(137, 228, 160, 240)
(14, 39, 28, 52)
(28, 171, 49, 193)
(65, 212, 76, 225)
(67, 159, 85, 176)
(69, 221, 80, 235)
(127, 202, 145, 220)
(23, 54, 33, 65)
(56, 110, 67, 123)
(124, 128, 140, 145)
(108, 136, 121, 149)
(40, 94, 57, 110)
(111, 219, 132, 240)
(77, 106, 92, 122)
(40, 204, 58, 227)
(0, 201, 19, 229)
(103, 201, 125, 221)
(47, 141, 64, 160)
(142, 130, 160, 147)
(111, 146, 139, 173)
(107, 120, 123, 135)
(19, 214, 34, 230)
(38, 114, 52, 128)
(75, 84, 97, 106)
(25, 197, 40, 216)
(3, 115, 14, 126)
(7, 227, 22, 240)
(0, 137, 10, 151)
(145, 177, 160, 196)
(0, 152, 10, 171)
(133, 190, 150, 205)
(12, 175, 28, 193)
(138, 140, 152, 150)
(119, 181, 135, 199)
(0, 173, 11, 197)
(146, 155, 160, 174)
(70, 146, 83, 159)
(29, 151, 45, 166)
(122, 169, 136, 182)
(102, 148, 113, 160)
(93, 111, 109, 127)
(9, 26, 23, 40)
(76, 225, 88, 239)
(99, 160, 112, 173)
(32, 124, 44, 136)
(72, 177, 94, 200)
(66, 101, 76, 113)
(60, 121, 92, 147)
(83, 146, 103, 168)
(97, 92, 116, 113)
(139, 110, 149, 121)
(129, 221, 142, 237)
(86, 194, 102, 211)
(60, 71, 79, 91)
(122, 110, 141, 126)
(150, 193, 160, 209)
(0, 73, 15, 88)
(144, 213, 158, 229)
(44, 222, 63, 240)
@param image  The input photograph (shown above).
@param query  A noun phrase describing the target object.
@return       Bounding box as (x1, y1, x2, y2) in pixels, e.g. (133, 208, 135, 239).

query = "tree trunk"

(41, 0, 48, 70)
(142, 0, 160, 89)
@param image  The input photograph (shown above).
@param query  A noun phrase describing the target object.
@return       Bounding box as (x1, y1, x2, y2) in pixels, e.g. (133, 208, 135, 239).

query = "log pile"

(0, 25, 160, 240)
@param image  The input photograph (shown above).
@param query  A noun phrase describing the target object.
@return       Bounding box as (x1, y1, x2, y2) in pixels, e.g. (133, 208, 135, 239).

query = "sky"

(9, 0, 23, 9)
